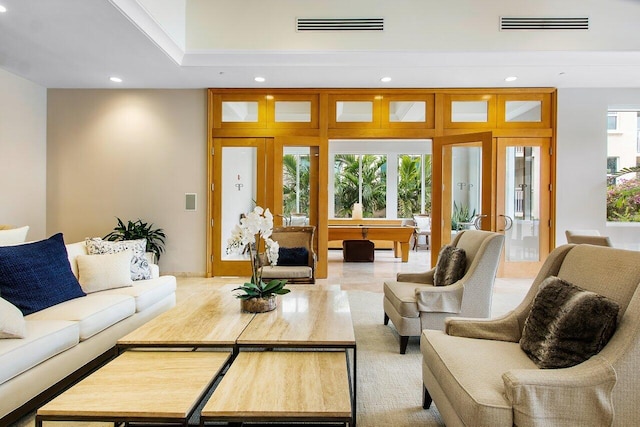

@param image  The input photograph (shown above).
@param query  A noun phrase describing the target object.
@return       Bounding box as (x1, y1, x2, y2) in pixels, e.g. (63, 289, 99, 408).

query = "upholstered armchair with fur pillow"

(383, 229, 504, 353)
(422, 244, 640, 427)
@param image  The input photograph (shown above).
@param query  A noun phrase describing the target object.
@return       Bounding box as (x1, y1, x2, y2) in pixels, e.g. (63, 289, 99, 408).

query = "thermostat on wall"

(185, 193, 197, 211)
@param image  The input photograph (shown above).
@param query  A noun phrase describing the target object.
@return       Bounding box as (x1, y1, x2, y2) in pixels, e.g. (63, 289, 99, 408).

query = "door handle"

(473, 214, 487, 230)
(499, 214, 513, 231)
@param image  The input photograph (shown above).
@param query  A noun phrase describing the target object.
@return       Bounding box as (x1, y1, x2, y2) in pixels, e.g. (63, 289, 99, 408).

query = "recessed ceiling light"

(380, 77, 392, 83)
(254, 76, 266, 83)
(504, 76, 518, 82)
(109, 77, 123, 83)
(0, 5, 7, 13)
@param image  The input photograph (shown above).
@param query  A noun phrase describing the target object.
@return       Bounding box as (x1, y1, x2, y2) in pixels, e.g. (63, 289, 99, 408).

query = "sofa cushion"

(85, 237, 151, 281)
(76, 251, 134, 294)
(0, 297, 26, 339)
(520, 276, 619, 369)
(0, 233, 86, 315)
(0, 226, 30, 246)
(433, 245, 466, 287)
(26, 293, 135, 341)
(422, 329, 535, 426)
(0, 320, 79, 384)
(99, 275, 177, 312)
(65, 241, 88, 279)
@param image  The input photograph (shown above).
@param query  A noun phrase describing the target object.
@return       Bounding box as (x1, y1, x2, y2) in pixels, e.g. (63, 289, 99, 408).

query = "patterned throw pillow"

(520, 276, 619, 369)
(433, 245, 467, 286)
(85, 238, 151, 280)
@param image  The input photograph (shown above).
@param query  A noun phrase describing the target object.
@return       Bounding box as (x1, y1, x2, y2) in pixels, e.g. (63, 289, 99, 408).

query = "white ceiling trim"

(109, 0, 184, 65)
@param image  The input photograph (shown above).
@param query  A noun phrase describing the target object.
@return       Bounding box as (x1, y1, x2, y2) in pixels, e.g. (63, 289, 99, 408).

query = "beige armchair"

(383, 230, 504, 353)
(421, 244, 640, 427)
(260, 226, 316, 284)
(565, 229, 612, 246)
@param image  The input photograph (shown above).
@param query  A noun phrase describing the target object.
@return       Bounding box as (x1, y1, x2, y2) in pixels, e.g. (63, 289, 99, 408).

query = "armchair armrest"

(503, 355, 616, 427)
(415, 283, 463, 313)
(397, 269, 435, 284)
(445, 313, 522, 342)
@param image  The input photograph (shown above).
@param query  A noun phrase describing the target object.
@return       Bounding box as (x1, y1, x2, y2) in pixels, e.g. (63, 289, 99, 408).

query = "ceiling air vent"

(297, 17, 384, 32)
(500, 16, 589, 30)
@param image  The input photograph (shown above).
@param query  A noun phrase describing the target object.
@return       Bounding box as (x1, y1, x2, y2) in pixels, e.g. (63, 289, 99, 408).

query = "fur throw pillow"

(520, 276, 619, 369)
(433, 245, 466, 287)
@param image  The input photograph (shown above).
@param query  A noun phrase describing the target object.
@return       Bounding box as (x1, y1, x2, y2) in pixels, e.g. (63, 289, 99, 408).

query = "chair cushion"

(422, 329, 535, 426)
(0, 233, 86, 315)
(383, 281, 420, 318)
(0, 297, 26, 339)
(520, 276, 619, 369)
(76, 251, 134, 294)
(26, 293, 135, 340)
(0, 320, 79, 384)
(261, 265, 312, 279)
(433, 245, 466, 286)
(277, 247, 309, 266)
(85, 237, 151, 281)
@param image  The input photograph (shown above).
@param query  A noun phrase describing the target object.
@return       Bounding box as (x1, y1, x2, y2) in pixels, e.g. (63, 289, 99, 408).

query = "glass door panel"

(211, 138, 266, 276)
(432, 132, 494, 266)
(497, 138, 551, 277)
(282, 146, 311, 225)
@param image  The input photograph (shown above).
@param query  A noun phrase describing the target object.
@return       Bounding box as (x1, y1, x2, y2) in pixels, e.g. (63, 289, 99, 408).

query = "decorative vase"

(241, 295, 277, 313)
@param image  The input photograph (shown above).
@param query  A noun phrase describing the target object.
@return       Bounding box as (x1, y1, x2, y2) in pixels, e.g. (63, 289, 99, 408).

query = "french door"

(431, 132, 495, 266)
(209, 138, 267, 277)
(496, 138, 551, 277)
(208, 137, 325, 278)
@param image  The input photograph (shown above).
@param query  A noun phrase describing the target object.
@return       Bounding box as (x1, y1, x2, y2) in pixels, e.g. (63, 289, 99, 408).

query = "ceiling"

(1, 0, 639, 89)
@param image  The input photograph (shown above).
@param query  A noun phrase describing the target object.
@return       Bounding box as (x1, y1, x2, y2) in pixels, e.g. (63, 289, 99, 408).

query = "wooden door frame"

(431, 132, 495, 266)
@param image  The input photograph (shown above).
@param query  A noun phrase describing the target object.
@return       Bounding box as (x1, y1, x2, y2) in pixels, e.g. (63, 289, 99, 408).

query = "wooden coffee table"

(117, 284, 255, 351)
(200, 351, 352, 426)
(35, 351, 230, 427)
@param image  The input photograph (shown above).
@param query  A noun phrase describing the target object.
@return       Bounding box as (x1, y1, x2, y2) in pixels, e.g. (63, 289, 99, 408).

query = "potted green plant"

(226, 206, 290, 312)
(104, 218, 166, 262)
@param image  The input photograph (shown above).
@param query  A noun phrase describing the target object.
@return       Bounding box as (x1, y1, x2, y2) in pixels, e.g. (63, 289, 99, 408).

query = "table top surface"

(118, 284, 254, 347)
(237, 288, 356, 346)
(37, 351, 230, 419)
(201, 351, 351, 420)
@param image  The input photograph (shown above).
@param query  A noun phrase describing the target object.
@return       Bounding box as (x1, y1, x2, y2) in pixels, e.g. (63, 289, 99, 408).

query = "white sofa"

(0, 240, 177, 424)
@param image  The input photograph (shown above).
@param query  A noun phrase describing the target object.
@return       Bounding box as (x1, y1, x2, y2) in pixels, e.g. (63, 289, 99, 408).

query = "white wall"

(47, 89, 208, 275)
(556, 88, 640, 249)
(0, 68, 47, 240)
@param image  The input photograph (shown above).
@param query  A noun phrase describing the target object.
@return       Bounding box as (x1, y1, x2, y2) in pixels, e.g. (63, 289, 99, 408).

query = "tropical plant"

(607, 178, 640, 222)
(451, 201, 476, 230)
(282, 154, 310, 217)
(104, 218, 166, 261)
(397, 154, 432, 218)
(333, 154, 387, 217)
(226, 206, 290, 300)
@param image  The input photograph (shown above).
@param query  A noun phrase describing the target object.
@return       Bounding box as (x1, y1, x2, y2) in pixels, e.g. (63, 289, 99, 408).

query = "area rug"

(348, 290, 444, 427)
(15, 290, 444, 427)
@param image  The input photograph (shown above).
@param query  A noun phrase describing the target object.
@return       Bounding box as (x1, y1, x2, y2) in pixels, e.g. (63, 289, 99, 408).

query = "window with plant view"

(282, 152, 310, 217)
(606, 110, 640, 222)
(330, 140, 432, 219)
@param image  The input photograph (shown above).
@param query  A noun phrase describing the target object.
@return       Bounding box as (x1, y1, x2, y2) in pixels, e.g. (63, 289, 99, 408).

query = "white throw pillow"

(0, 226, 30, 246)
(0, 297, 26, 339)
(85, 237, 151, 280)
(413, 216, 431, 231)
(76, 250, 134, 293)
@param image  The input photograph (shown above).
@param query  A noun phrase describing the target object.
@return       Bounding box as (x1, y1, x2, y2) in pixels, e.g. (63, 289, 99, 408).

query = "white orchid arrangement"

(227, 206, 290, 300)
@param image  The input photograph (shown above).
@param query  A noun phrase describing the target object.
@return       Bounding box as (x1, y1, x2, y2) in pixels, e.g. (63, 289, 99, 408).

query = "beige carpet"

(348, 290, 444, 427)
(15, 290, 450, 427)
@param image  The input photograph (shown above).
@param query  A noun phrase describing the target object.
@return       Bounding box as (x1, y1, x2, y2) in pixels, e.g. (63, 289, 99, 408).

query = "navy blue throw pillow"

(278, 247, 309, 266)
(0, 233, 86, 315)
